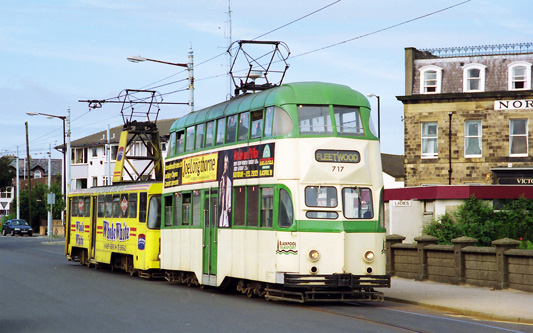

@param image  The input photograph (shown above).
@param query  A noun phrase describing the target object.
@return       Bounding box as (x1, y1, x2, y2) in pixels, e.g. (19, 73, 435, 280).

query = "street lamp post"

(127, 48, 194, 113)
(366, 94, 381, 139)
(26, 110, 71, 215)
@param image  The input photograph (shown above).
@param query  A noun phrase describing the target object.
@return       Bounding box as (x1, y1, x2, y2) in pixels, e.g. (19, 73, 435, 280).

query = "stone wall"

(386, 235, 533, 293)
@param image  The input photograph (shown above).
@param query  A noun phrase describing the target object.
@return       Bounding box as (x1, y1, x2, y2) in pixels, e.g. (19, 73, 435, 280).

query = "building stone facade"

(398, 44, 533, 187)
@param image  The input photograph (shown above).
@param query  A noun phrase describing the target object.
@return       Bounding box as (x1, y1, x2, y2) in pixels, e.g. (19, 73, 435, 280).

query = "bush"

(423, 213, 460, 245)
(423, 195, 533, 246)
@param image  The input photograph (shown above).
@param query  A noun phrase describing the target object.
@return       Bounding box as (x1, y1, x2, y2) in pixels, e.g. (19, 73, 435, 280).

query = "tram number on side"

(331, 166, 344, 172)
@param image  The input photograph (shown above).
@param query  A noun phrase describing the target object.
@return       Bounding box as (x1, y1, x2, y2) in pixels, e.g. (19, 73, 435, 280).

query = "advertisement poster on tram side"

(163, 143, 275, 189)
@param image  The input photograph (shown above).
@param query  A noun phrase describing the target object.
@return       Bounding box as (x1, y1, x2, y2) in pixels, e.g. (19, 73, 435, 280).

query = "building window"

(464, 120, 482, 157)
(508, 61, 532, 90)
(463, 64, 486, 92)
(1, 187, 12, 199)
(92, 176, 98, 187)
(34, 170, 42, 179)
(76, 178, 88, 189)
(72, 148, 88, 164)
(421, 122, 438, 158)
(510, 119, 528, 156)
(92, 147, 98, 157)
(419, 65, 442, 94)
(111, 145, 118, 160)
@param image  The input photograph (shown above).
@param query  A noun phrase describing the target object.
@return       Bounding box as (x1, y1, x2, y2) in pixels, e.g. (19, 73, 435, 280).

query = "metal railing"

(419, 42, 533, 58)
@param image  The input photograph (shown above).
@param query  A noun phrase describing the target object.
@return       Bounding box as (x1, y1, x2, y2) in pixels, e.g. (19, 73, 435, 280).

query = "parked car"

(2, 219, 33, 236)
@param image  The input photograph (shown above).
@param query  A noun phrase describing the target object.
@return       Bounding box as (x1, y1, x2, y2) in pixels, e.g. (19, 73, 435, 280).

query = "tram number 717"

(331, 166, 344, 172)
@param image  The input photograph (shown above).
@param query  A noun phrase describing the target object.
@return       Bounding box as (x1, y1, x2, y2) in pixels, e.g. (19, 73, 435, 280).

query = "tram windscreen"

(305, 186, 337, 207)
(298, 106, 333, 135)
(342, 187, 373, 219)
(333, 106, 364, 136)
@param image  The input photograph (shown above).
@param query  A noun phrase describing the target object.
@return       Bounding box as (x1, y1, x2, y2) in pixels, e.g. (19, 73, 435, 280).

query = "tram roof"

(170, 81, 369, 132)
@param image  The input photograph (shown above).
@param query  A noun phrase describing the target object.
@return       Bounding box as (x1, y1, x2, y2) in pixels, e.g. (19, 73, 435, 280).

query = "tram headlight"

(363, 250, 375, 263)
(308, 249, 320, 262)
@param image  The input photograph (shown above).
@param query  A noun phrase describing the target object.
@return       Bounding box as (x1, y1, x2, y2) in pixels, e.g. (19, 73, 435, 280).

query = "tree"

(0, 155, 16, 190)
(12, 181, 65, 230)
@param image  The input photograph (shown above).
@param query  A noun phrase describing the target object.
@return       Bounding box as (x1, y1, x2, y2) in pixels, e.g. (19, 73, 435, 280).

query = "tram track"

(302, 300, 528, 333)
(305, 303, 429, 333)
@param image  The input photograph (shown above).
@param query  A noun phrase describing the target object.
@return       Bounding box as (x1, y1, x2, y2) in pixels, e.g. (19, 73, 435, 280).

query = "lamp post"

(127, 47, 194, 113)
(366, 94, 381, 139)
(26, 111, 70, 205)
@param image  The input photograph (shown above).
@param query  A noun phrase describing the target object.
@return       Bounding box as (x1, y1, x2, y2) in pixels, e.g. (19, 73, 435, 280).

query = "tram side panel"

(217, 229, 278, 286)
(160, 228, 203, 278)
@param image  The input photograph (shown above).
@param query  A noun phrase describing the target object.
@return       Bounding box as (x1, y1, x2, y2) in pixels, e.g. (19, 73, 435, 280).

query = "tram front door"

(202, 190, 218, 286)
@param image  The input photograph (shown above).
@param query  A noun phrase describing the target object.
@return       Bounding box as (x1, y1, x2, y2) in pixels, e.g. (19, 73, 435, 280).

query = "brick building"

(397, 43, 533, 187)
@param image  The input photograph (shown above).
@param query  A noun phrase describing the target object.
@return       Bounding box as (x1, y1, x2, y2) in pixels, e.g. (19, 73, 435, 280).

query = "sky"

(1, 0, 532, 161)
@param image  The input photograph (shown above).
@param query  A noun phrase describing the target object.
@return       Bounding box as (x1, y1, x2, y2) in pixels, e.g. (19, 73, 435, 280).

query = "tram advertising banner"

(164, 143, 275, 189)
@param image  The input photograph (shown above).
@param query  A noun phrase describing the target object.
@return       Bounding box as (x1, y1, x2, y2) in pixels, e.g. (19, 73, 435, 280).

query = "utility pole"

(16, 146, 20, 219)
(226, 0, 232, 98)
(25, 122, 32, 228)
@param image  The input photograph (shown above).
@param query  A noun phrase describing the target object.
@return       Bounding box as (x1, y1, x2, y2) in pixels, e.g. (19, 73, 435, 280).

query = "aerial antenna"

(228, 40, 290, 96)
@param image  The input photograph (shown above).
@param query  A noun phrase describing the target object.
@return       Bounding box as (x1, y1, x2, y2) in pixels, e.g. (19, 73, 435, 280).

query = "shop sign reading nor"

(494, 99, 533, 110)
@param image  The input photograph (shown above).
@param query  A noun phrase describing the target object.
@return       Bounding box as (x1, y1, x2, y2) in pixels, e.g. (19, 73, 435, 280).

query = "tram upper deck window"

(251, 110, 263, 139)
(216, 118, 225, 145)
(342, 187, 373, 219)
(205, 121, 215, 148)
(305, 186, 338, 208)
(147, 195, 161, 229)
(298, 106, 333, 135)
(334, 106, 364, 136)
(226, 115, 237, 143)
(175, 131, 185, 154)
(264, 107, 274, 137)
(238, 112, 250, 141)
(195, 123, 205, 150)
(185, 126, 195, 152)
(167, 132, 175, 157)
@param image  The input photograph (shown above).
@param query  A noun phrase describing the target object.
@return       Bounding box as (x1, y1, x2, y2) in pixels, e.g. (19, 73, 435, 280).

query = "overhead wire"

(290, 0, 472, 59)
(39, 0, 469, 157)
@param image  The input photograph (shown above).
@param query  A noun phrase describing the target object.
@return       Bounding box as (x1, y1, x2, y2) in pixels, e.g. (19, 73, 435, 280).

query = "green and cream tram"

(161, 81, 389, 302)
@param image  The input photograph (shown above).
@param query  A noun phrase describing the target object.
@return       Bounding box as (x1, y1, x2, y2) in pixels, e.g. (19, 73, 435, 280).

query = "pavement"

(383, 277, 533, 324)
